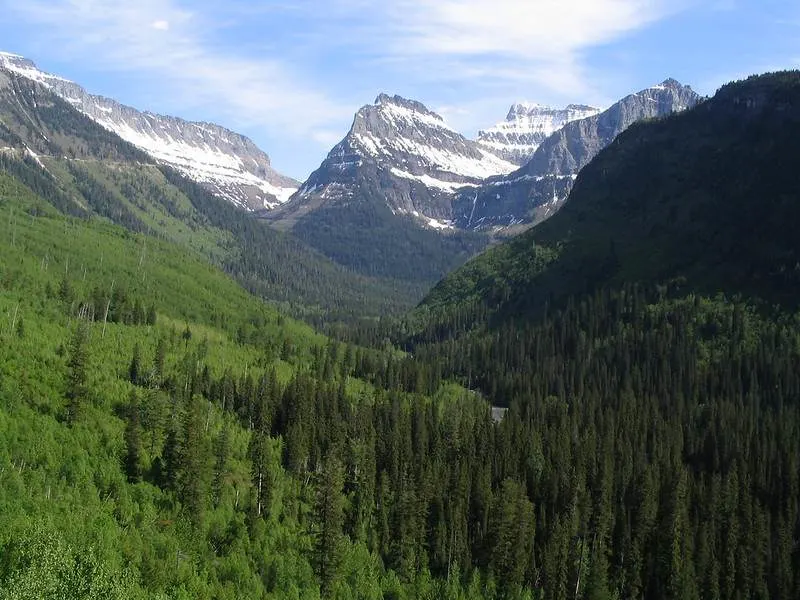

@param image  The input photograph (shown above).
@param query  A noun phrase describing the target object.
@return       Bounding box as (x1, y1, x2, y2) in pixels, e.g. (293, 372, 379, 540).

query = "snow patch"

(426, 216, 454, 230)
(477, 102, 601, 162)
(390, 167, 478, 192)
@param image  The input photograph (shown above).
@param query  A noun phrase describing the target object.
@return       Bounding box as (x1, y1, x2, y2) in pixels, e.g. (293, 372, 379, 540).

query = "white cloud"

(386, 0, 673, 59)
(4, 0, 350, 142)
(325, 0, 690, 97)
(1, 0, 692, 176)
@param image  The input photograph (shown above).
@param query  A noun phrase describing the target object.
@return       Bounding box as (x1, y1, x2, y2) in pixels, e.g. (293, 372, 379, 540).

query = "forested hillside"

(380, 72, 800, 599)
(2, 68, 800, 599)
(0, 171, 506, 599)
(0, 73, 427, 324)
(419, 72, 800, 324)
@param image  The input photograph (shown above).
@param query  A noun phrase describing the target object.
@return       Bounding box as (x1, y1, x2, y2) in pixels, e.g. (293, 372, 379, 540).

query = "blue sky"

(1, 0, 798, 180)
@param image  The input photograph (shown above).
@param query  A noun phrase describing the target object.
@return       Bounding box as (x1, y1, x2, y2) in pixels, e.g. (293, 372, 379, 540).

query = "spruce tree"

(212, 423, 231, 507)
(124, 391, 143, 483)
(314, 455, 345, 599)
(178, 394, 209, 523)
(65, 321, 90, 424)
(129, 343, 141, 385)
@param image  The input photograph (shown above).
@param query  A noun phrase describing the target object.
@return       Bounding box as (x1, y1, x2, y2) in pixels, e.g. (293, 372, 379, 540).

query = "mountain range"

(476, 102, 601, 164)
(0, 49, 701, 293)
(453, 78, 701, 229)
(0, 62, 428, 323)
(0, 51, 299, 210)
(267, 93, 518, 231)
(421, 72, 800, 323)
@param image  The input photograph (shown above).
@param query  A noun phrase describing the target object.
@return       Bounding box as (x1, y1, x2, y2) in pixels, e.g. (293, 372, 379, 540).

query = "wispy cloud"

(3, 0, 350, 142)
(320, 0, 690, 97)
(2, 0, 694, 176)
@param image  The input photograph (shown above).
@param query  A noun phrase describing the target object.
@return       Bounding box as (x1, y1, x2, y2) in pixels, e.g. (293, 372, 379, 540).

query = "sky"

(0, 0, 798, 180)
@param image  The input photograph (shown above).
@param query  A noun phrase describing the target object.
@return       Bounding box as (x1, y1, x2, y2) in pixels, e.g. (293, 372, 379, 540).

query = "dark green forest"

(289, 195, 489, 282)
(1, 67, 800, 599)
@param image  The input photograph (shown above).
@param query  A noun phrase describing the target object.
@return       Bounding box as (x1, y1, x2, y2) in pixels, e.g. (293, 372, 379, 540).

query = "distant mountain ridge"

(271, 93, 517, 230)
(453, 78, 701, 229)
(0, 51, 298, 210)
(264, 93, 502, 281)
(424, 72, 800, 321)
(477, 102, 601, 164)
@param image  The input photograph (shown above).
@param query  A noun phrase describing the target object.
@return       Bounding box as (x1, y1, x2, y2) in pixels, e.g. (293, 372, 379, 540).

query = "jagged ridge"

(274, 93, 518, 230)
(454, 79, 701, 230)
(0, 51, 298, 210)
(477, 102, 600, 165)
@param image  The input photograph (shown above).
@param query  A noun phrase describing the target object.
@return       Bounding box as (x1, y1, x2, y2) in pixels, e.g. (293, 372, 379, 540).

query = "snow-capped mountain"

(454, 79, 702, 229)
(477, 103, 600, 165)
(0, 52, 298, 210)
(270, 93, 517, 229)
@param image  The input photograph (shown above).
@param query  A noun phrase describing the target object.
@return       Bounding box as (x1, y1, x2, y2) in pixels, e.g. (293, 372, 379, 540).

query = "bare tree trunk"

(10, 303, 18, 335)
(102, 279, 115, 338)
(257, 470, 263, 517)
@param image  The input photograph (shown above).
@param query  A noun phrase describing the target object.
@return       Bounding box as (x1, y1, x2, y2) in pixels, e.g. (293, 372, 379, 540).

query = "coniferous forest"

(1, 65, 800, 600)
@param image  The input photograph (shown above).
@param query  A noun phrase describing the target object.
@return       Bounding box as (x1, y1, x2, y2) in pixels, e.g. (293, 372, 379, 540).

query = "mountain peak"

(478, 101, 601, 165)
(373, 93, 441, 119)
(651, 78, 692, 92)
(0, 51, 72, 86)
(506, 101, 547, 117)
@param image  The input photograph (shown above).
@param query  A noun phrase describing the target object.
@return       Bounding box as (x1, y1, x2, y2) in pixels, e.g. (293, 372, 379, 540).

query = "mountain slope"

(0, 167, 493, 600)
(379, 73, 800, 600)
(454, 79, 701, 229)
(265, 94, 513, 281)
(423, 71, 800, 322)
(271, 93, 516, 226)
(0, 51, 298, 210)
(477, 102, 600, 164)
(0, 68, 426, 322)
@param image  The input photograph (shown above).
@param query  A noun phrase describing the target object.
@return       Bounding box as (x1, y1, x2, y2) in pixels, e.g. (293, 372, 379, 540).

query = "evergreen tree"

(65, 321, 90, 424)
(178, 394, 209, 522)
(153, 337, 167, 385)
(314, 455, 346, 599)
(211, 423, 230, 507)
(162, 420, 180, 492)
(128, 343, 141, 385)
(124, 390, 143, 483)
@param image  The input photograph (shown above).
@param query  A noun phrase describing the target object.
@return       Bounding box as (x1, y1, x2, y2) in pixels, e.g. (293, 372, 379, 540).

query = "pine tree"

(65, 321, 90, 424)
(178, 394, 209, 522)
(153, 337, 167, 385)
(489, 478, 535, 592)
(212, 423, 231, 507)
(146, 304, 157, 326)
(162, 420, 180, 492)
(58, 275, 74, 307)
(129, 343, 141, 385)
(124, 391, 143, 483)
(314, 455, 345, 599)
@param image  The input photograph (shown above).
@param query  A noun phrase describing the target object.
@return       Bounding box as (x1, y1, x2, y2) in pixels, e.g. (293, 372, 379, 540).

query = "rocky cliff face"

(454, 79, 702, 229)
(270, 93, 516, 229)
(0, 52, 298, 210)
(477, 102, 600, 165)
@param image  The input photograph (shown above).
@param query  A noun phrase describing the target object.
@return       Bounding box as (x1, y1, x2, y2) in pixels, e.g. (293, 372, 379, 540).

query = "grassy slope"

(0, 171, 484, 599)
(0, 172, 316, 598)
